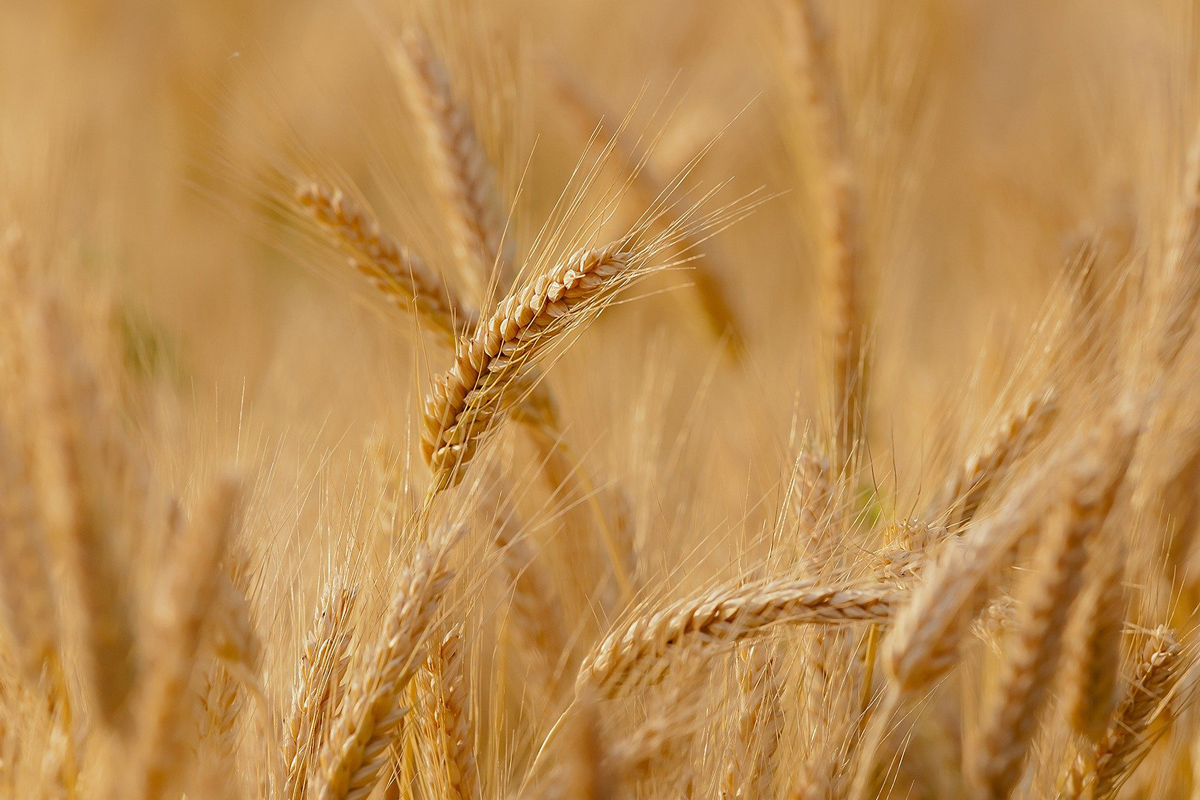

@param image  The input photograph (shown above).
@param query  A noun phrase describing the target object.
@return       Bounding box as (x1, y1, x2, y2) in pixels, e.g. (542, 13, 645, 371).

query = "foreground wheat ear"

(421, 235, 651, 494)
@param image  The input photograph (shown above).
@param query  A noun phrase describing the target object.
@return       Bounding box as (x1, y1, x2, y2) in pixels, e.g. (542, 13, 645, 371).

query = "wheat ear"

(421, 237, 643, 493)
(578, 577, 897, 695)
(0, 421, 58, 686)
(423, 626, 479, 800)
(26, 298, 136, 728)
(546, 692, 613, 800)
(882, 460, 1058, 694)
(394, 30, 510, 298)
(129, 477, 241, 800)
(312, 535, 454, 800)
(720, 645, 781, 800)
(282, 576, 358, 800)
(303, 186, 634, 600)
(1058, 627, 1184, 800)
(1061, 545, 1125, 744)
(789, 0, 867, 460)
(848, 461, 1066, 800)
(973, 441, 1131, 800)
(198, 663, 242, 770)
(295, 181, 467, 347)
(609, 661, 708, 784)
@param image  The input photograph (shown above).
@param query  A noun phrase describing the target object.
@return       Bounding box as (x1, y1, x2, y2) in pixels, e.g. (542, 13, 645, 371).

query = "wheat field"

(3, 1, 1200, 798)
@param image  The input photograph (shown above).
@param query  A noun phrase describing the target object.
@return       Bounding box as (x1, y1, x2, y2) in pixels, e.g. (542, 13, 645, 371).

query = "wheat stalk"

(0, 421, 58, 686)
(1158, 115, 1200, 371)
(25, 297, 137, 729)
(295, 180, 468, 346)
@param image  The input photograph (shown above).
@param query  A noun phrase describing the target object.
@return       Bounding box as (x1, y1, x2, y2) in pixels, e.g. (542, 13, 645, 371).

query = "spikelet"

(579, 577, 897, 695)
(394, 30, 510, 299)
(312, 535, 454, 800)
(421, 237, 642, 491)
(1059, 627, 1184, 800)
(972, 436, 1131, 800)
(788, 0, 867, 460)
(282, 576, 358, 800)
(295, 181, 467, 347)
(128, 477, 241, 800)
